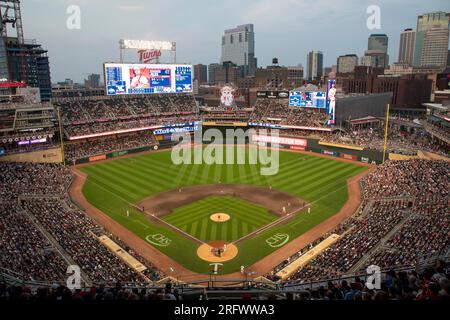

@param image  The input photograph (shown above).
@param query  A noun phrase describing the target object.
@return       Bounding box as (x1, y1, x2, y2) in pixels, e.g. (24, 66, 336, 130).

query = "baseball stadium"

(0, 0, 449, 305)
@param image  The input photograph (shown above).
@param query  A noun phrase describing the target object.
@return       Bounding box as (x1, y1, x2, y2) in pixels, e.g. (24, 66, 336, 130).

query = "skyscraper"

(364, 34, 389, 68)
(413, 11, 450, 68)
(337, 54, 358, 74)
(398, 28, 416, 65)
(307, 51, 323, 81)
(220, 24, 257, 76)
(208, 63, 220, 84)
(193, 64, 208, 84)
(360, 55, 376, 67)
(84, 74, 100, 88)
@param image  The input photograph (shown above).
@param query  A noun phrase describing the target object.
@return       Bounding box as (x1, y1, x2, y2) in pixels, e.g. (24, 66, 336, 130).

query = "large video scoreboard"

(104, 63, 193, 96)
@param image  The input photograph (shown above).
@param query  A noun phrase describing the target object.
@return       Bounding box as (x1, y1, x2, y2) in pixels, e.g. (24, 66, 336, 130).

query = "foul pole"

(382, 103, 390, 164)
(57, 107, 66, 166)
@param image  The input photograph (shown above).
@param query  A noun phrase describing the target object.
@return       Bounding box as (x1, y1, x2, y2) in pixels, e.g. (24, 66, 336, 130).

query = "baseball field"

(79, 146, 368, 275)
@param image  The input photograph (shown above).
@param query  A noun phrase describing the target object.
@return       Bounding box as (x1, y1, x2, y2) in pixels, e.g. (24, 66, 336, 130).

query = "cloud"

(116, 4, 146, 12)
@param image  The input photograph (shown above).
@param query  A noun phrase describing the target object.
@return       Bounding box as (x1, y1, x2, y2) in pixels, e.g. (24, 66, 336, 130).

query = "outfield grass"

(164, 196, 277, 242)
(80, 146, 367, 274)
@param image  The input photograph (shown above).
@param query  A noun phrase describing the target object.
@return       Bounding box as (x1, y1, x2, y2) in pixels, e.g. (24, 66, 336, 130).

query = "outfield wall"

(201, 126, 385, 164)
(68, 145, 161, 165)
(67, 126, 385, 166)
(305, 139, 385, 164)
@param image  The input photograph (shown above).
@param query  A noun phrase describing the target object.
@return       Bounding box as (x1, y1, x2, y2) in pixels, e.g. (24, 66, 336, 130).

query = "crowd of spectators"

(54, 94, 198, 161)
(20, 198, 156, 285)
(320, 127, 448, 156)
(268, 160, 449, 285)
(0, 162, 163, 285)
(275, 199, 410, 281)
(1, 261, 448, 301)
(0, 201, 68, 282)
(250, 98, 328, 128)
(64, 132, 157, 161)
(56, 94, 199, 138)
(249, 98, 448, 156)
(287, 108, 329, 128)
(283, 261, 449, 301)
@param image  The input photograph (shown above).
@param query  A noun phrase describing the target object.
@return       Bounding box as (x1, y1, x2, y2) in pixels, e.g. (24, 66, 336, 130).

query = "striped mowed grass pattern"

(80, 146, 368, 274)
(163, 196, 277, 242)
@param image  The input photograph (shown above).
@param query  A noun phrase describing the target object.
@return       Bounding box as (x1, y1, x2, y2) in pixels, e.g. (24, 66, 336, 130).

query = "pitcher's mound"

(197, 241, 238, 262)
(210, 213, 230, 222)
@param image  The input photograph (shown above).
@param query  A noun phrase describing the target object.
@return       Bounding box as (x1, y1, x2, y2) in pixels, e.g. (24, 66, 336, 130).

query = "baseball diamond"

(77, 146, 368, 274)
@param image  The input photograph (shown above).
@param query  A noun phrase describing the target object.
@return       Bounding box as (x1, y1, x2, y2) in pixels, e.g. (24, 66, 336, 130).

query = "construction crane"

(0, 0, 23, 44)
(0, 0, 26, 84)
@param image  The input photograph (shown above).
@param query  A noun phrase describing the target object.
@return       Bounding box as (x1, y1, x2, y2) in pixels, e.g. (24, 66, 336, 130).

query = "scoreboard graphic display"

(289, 91, 326, 108)
(104, 63, 193, 95)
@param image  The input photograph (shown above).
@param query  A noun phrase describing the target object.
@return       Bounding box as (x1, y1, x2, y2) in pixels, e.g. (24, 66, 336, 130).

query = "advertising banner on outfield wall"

(340, 153, 358, 161)
(322, 150, 337, 157)
(111, 151, 128, 158)
(89, 155, 107, 162)
(252, 134, 307, 147)
(289, 145, 306, 151)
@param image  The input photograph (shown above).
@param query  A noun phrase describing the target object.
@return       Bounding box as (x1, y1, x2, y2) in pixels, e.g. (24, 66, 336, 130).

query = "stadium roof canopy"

(348, 116, 381, 125)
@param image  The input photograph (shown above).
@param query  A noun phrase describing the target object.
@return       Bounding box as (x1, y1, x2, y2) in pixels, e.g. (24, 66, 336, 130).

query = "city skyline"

(22, 0, 449, 82)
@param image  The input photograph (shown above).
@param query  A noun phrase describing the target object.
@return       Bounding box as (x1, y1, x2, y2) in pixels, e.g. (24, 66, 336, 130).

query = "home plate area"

(197, 241, 238, 262)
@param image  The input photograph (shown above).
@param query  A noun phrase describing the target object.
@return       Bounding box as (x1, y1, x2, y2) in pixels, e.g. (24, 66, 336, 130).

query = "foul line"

(232, 177, 361, 245)
(130, 204, 204, 245)
(75, 172, 205, 245)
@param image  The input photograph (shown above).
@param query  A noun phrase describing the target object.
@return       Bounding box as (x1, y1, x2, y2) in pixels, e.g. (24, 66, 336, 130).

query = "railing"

(279, 253, 450, 291)
(2, 253, 448, 294)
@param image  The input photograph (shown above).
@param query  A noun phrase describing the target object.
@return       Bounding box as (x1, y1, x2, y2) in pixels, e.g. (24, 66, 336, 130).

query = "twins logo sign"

(266, 233, 290, 248)
(145, 234, 172, 247)
(138, 49, 162, 63)
(219, 84, 236, 109)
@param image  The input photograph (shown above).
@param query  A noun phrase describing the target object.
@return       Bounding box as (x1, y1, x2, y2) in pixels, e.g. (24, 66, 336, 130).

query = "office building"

(337, 54, 358, 74)
(398, 28, 416, 65)
(364, 34, 389, 68)
(193, 64, 208, 84)
(84, 74, 100, 88)
(307, 50, 323, 81)
(413, 11, 450, 68)
(208, 63, 220, 84)
(220, 24, 257, 76)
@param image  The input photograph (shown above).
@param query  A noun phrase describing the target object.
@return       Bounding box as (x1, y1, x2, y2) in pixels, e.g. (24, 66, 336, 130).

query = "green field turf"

(80, 146, 367, 274)
(163, 196, 277, 242)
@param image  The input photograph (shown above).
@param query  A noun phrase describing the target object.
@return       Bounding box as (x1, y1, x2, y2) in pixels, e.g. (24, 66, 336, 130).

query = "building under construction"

(0, 0, 51, 102)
